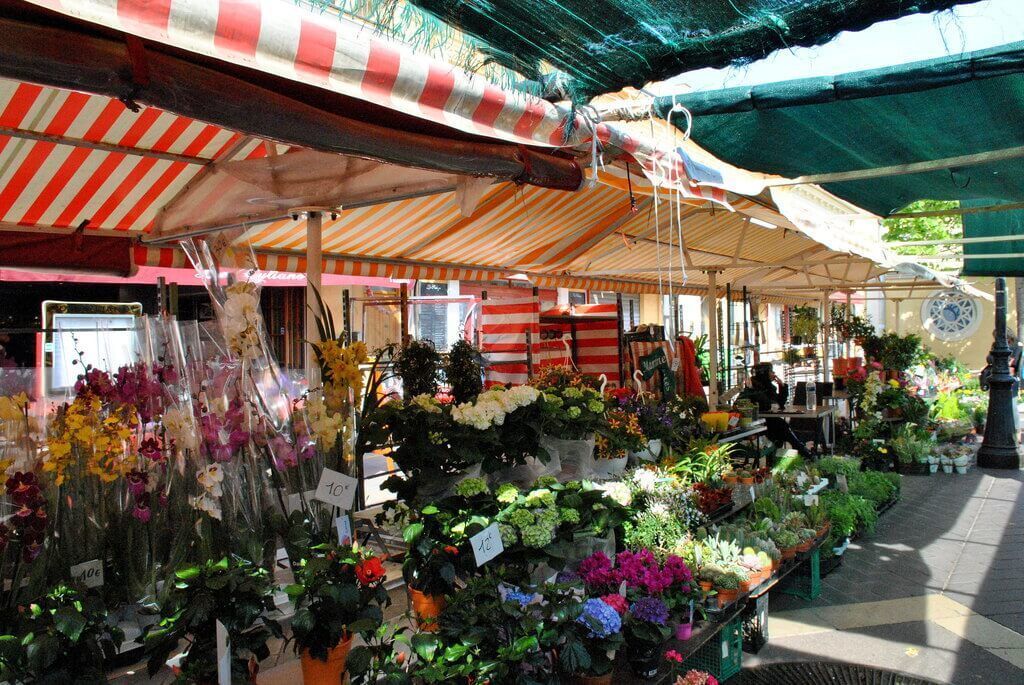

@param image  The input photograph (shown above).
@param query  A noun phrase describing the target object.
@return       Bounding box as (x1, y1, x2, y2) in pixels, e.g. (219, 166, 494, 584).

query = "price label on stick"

(216, 620, 231, 685)
(749, 486, 756, 502)
(470, 523, 504, 567)
(70, 559, 104, 588)
(336, 515, 353, 546)
(837, 474, 849, 493)
(314, 468, 358, 510)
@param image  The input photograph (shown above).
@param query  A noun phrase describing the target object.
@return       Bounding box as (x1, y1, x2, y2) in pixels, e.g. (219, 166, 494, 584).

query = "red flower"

(5, 472, 40, 506)
(443, 545, 459, 556)
(664, 649, 684, 663)
(355, 556, 386, 586)
(600, 593, 628, 615)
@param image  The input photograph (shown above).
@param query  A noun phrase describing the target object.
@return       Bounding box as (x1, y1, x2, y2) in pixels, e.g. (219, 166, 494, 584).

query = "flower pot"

(674, 622, 694, 641)
(573, 674, 613, 685)
(781, 546, 797, 561)
(955, 466, 969, 474)
(739, 476, 755, 485)
(542, 433, 592, 481)
(409, 588, 447, 632)
(929, 464, 938, 473)
(698, 580, 713, 593)
(738, 578, 752, 594)
(629, 438, 663, 463)
(716, 588, 738, 608)
(723, 474, 738, 485)
(953, 455, 971, 467)
(626, 640, 664, 679)
(942, 465, 953, 474)
(300, 634, 353, 685)
(796, 540, 814, 553)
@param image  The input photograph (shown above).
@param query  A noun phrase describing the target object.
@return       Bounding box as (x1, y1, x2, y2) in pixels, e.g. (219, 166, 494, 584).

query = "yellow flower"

(888, 380, 901, 388)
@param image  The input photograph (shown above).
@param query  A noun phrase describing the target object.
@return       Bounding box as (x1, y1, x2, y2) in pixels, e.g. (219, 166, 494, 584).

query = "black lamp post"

(978, 277, 1023, 469)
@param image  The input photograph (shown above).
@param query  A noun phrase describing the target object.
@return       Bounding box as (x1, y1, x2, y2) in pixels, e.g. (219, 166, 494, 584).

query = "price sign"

(70, 559, 104, 588)
(803, 494, 819, 506)
(336, 515, 353, 546)
(837, 474, 849, 493)
(470, 523, 504, 567)
(314, 468, 358, 510)
(216, 620, 231, 685)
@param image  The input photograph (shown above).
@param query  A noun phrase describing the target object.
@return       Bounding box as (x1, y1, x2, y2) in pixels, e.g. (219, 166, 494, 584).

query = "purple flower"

(126, 469, 148, 498)
(630, 597, 669, 625)
(132, 493, 152, 523)
(504, 588, 537, 607)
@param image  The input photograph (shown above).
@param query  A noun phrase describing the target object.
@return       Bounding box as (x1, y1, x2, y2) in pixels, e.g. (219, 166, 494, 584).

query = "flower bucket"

(409, 588, 447, 632)
(674, 622, 693, 641)
(953, 455, 971, 467)
(300, 634, 353, 685)
(929, 464, 938, 473)
(942, 464, 953, 474)
(955, 466, 969, 474)
(591, 455, 628, 479)
(541, 434, 594, 481)
(626, 640, 664, 679)
(629, 438, 662, 463)
(492, 453, 562, 486)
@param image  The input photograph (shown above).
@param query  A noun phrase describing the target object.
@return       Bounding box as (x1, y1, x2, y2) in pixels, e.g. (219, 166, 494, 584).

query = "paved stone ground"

(747, 468, 1024, 684)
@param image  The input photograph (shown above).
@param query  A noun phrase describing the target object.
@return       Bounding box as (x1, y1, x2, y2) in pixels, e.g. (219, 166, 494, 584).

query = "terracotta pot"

(723, 474, 738, 484)
(796, 540, 813, 553)
(740, 476, 755, 485)
(738, 578, 752, 594)
(781, 546, 797, 561)
(716, 588, 738, 608)
(699, 580, 713, 593)
(300, 634, 353, 685)
(409, 588, 447, 632)
(573, 673, 614, 685)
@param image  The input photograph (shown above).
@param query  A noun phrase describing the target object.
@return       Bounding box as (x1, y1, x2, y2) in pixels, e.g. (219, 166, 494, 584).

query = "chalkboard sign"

(639, 347, 675, 397)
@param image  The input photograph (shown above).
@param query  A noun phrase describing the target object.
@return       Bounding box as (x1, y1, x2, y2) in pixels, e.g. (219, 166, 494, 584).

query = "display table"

(761, 406, 836, 453)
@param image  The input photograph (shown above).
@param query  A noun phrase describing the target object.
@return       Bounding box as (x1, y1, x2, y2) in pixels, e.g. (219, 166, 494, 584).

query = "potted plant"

(772, 529, 800, 561)
(395, 339, 441, 398)
(781, 347, 802, 366)
(443, 339, 483, 404)
(534, 372, 606, 476)
(593, 409, 645, 478)
(559, 596, 626, 685)
(286, 543, 391, 683)
(0, 585, 123, 683)
(623, 597, 672, 678)
(940, 453, 954, 474)
(144, 557, 282, 684)
(790, 306, 820, 346)
(713, 572, 740, 608)
(736, 469, 755, 486)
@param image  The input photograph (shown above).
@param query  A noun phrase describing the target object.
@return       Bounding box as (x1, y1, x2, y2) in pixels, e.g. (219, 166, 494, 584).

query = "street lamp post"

(978, 277, 1023, 469)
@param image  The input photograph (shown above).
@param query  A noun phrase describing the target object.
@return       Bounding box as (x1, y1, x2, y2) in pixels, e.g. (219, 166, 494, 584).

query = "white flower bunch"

(163, 405, 199, 451)
(598, 480, 632, 507)
(306, 395, 343, 449)
(861, 370, 884, 415)
(451, 384, 540, 430)
(222, 281, 263, 361)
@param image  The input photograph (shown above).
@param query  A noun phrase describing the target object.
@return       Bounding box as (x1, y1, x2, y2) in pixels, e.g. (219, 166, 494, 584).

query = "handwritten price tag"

(70, 559, 104, 588)
(314, 468, 357, 510)
(470, 523, 504, 567)
(336, 515, 353, 546)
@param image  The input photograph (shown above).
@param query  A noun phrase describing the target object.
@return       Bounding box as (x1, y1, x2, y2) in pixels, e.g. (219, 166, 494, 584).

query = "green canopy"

(655, 40, 1024, 216)
(327, 0, 976, 100)
(963, 201, 1024, 277)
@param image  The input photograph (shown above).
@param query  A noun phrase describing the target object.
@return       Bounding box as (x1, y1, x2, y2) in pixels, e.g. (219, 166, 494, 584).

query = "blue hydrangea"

(577, 598, 622, 638)
(504, 588, 537, 607)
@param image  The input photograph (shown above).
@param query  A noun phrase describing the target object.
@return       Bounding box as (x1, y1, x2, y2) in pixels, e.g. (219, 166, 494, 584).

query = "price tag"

(314, 468, 358, 510)
(837, 474, 848, 493)
(804, 494, 819, 506)
(470, 523, 504, 567)
(336, 515, 353, 546)
(618, 580, 628, 597)
(695, 546, 702, 566)
(70, 559, 104, 588)
(749, 486, 756, 501)
(216, 620, 231, 685)
(722, 639, 729, 659)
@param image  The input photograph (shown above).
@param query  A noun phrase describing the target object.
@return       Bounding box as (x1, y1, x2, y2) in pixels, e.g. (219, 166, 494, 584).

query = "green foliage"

(882, 199, 962, 257)
(0, 586, 123, 684)
(287, 544, 391, 660)
(623, 510, 689, 559)
(820, 491, 879, 537)
(790, 306, 820, 342)
(143, 557, 282, 683)
(815, 456, 861, 479)
(848, 471, 900, 507)
(890, 424, 933, 464)
(396, 340, 442, 398)
(444, 340, 483, 405)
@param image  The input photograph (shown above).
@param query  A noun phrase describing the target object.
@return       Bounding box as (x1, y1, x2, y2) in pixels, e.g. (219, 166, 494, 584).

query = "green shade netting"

(654, 40, 1024, 216)
(963, 201, 1024, 277)
(324, 1, 977, 100)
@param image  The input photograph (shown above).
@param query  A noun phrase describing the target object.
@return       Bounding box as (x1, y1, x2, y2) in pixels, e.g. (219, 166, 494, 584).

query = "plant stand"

(742, 593, 770, 654)
(780, 547, 822, 601)
(681, 614, 744, 681)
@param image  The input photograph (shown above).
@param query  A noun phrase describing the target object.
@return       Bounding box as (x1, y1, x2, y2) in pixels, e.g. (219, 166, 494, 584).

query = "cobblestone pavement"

(747, 468, 1024, 684)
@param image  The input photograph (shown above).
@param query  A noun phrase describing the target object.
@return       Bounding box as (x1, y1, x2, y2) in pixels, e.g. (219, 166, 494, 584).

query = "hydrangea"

(454, 477, 488, 497)
(507, 509, 535, 528)
(564, 387, 583, 399)
(577, 598, 622, 638)
(567, 406, 582, 419)
(587, 400, 605, 414)
(536, 507, 561, 527)
(504, 588, 537, 606)
(525, 488, 556, 508)
(598, 481, 632, 507)
(498, 523, 518, 546)
(521, 522, 556, 548)
(496, 483, 520, 503)
(564, 480, 582, 491)
(536, 475, 558, 488)
(410, 393, 442, 414)
(630, 597, 669, 625)
(542, 392, 564, 408)
(559, 507, 580, 524)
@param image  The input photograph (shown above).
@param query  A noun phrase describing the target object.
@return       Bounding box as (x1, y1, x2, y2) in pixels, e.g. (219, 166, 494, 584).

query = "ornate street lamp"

(978, 277, 1023, 469)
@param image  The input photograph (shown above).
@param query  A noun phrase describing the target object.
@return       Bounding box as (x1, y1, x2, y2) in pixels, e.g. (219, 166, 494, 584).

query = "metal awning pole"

(706, 271, 719, 409)
(305, 211, 323, 381)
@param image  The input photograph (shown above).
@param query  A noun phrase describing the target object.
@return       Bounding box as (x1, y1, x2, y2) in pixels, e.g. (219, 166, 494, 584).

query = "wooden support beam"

(0, 125, 211, 165)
